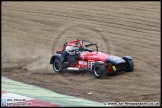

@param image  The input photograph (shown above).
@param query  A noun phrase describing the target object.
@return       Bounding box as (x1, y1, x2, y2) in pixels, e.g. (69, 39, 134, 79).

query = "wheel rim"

(94, 66, 101, 76)
(53, 61, 61, 71)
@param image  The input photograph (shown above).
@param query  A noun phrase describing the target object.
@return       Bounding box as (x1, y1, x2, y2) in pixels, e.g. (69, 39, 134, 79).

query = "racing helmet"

(65, 46, 75, 55)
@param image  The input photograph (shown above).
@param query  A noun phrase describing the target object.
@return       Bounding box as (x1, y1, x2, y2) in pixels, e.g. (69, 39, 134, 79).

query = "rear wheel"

(93, 63, 106, 78)
(124, 59, 134, 72)
(52, 58, 63, 73)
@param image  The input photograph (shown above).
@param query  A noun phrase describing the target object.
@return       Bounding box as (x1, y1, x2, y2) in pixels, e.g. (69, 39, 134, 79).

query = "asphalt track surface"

(2, 1, 161, 105)
(1, 77, 105, 106)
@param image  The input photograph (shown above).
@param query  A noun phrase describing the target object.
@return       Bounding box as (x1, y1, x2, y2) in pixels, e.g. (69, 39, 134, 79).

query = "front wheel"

(52, 58, 63, 73)
(124, 59, 134, 72)
(93, 63, 106, 78)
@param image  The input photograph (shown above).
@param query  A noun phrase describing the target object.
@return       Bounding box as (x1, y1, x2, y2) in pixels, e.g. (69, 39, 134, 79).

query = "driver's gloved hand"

(75, 51, 80, 55)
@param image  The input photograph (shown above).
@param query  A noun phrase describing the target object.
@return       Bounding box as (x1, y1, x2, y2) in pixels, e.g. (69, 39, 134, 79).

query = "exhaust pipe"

(67, 67, 80, 71)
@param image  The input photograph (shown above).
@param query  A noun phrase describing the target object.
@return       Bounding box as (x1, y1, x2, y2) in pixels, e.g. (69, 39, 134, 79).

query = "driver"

(63, 45, 79, 64)
(65, 45, 75, 55)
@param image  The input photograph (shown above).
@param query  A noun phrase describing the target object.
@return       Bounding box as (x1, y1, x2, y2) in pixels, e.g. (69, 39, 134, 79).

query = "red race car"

(50, 39, 134, 78)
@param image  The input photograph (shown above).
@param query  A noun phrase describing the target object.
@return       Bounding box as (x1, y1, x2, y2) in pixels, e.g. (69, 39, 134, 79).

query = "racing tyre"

(52, 58, 63, 73)
(124, 59, 134, 72)
(93, 63, 106, 78)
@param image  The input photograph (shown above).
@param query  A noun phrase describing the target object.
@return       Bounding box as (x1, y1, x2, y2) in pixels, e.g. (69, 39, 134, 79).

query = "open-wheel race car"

(50, 39, 134, 78)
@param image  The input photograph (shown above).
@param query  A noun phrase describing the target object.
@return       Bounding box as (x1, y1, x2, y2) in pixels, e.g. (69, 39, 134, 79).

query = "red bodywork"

(61, 39, 114, 72)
